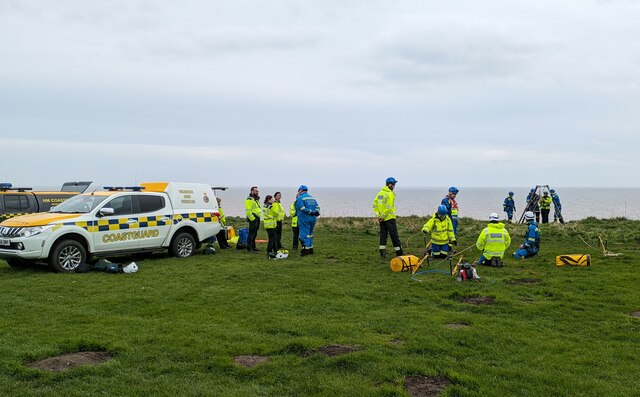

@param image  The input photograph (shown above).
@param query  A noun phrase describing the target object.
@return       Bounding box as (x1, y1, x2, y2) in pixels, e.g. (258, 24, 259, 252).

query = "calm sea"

(216, 187, 640, 221)
(31, 185, 640, 221)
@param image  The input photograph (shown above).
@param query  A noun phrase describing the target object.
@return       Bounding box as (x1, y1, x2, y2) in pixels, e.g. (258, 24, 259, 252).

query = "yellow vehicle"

(0, 182, 222, 272)
(0, 181, 91, 222)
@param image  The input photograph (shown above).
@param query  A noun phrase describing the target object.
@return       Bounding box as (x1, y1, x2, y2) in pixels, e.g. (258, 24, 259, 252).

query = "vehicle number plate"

(0, 239, 10, 247)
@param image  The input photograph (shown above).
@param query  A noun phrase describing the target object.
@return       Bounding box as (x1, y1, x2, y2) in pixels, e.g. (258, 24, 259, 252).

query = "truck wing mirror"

(98, 207, 115, 217)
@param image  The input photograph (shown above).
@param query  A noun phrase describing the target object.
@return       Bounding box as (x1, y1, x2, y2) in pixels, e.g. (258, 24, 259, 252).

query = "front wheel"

(48, 240, 87, 272)
(170, 232, 196, 258)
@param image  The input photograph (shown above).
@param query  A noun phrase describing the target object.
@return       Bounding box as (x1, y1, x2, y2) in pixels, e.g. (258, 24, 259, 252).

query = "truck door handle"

(159, 217, 170, 221)
(126, 219, 137, 224)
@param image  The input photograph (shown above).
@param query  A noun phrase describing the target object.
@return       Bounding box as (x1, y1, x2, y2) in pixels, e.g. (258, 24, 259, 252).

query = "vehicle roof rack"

(211, 186, 229, 191)
(103, 186, 146, 192)
(0, 183, 33, 192)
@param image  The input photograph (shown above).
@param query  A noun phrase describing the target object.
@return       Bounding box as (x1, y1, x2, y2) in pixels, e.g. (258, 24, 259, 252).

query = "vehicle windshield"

(50, 195, 107, 213)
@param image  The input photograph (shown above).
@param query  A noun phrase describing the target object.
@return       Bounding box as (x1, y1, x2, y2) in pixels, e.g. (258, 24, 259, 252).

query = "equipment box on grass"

(0, 182, 222, 272)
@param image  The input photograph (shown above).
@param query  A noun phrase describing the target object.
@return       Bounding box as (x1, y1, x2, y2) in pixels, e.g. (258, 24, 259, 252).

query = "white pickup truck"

(0, 182, 222, 272)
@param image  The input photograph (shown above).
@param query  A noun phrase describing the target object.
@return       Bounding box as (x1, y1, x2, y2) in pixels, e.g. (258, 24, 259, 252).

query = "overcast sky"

(1, 0, 639, 188)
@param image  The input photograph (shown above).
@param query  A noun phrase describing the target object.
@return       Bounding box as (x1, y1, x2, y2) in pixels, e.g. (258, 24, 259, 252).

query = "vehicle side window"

(3, 195, 29, 213)
(136, 195, 165, 213)
(103, 196, 133, 216)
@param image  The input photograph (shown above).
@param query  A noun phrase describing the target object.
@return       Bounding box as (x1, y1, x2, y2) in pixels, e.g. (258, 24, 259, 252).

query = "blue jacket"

(551, 193, 561, 210)
(522, 221, 540, 249)
(503, 197, 516, 211)
(295, 192, 320, 218)
(526, 192, 540, 211)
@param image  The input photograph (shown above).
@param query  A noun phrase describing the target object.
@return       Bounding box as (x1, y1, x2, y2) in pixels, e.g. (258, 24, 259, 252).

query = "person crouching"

(475, 212, 511, 266)
(422, 205, 457, 258)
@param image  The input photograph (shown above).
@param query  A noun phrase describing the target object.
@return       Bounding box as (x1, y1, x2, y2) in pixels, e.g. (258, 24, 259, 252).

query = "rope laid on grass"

(411, 244, 476, 282)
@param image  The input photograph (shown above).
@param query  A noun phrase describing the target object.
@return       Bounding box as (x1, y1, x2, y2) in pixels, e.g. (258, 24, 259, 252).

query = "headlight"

(19, 225, 54, 238)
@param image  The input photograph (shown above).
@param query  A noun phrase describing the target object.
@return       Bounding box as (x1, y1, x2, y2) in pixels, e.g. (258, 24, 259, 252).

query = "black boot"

(309, 248, 314, 255)
(379, 249, 387, 258)
(301, 248, 309, 257)
(396, 249, 404, 256)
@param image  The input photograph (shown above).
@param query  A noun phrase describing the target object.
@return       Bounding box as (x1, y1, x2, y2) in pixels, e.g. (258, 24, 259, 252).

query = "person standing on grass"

(295, 185, 320, 256)
(245, 186, 262, 253)
(290, 194, 299, 250)
(503, 191, 516, 223)
(372, 177, 404, 258)
(273, 192, 286, 249)
(540, 191, 552, 224)
(441, 186, 460, 234)
(513, 211, 540, 259)
(526, 188, 541, 223)
(215, 197, 231, 249)
(550, 189, 564, 223)
(262, 195, 279, 259)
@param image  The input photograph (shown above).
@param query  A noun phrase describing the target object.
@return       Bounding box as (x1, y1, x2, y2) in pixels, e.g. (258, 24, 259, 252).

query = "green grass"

(1, 217, 639, 396)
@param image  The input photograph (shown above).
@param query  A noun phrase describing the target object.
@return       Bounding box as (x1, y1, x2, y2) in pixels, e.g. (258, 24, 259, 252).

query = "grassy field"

(1, 217, 640, 396)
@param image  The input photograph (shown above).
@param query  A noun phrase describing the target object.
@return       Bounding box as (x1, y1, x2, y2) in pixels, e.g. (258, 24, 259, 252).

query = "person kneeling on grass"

(422, 205, 456, 258)
(513, 211, 540, 259)
(475, 212, 511, 266)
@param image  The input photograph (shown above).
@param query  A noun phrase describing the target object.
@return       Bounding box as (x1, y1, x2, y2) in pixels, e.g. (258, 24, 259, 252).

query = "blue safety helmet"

(437, 205, 448, 215)
(508, 191, 514, 196)
(298, 185, 308, 192)
(448, 186, 459, 194)
(550, 189, 555, 193)
(385, 177, 397, 184)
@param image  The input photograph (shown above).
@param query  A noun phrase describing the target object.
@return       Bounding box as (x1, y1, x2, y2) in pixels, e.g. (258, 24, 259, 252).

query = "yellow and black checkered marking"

(52, 215, 173, 233)
(0, 212, 30, 222)
(173, 212, 218, 224)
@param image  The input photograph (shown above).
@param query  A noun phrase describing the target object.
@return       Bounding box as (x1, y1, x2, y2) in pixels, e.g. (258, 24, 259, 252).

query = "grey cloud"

(367, 15, 557, 85)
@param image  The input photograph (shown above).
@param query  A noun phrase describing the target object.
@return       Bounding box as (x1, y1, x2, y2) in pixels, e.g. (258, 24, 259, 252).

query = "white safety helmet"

(275, 250, 289, 259)
(524, 211, 535, 221)
(489, 213, 499, 221)
(122, 262, 139, 273)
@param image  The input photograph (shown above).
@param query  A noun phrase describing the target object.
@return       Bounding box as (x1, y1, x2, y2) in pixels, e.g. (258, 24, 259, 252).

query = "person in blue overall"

(441, 186, 459, 234)
(503, 191, 516, 223)
(550, 189, 564, 224)
(295, 185, 320, 256)
(513, 211, 540, 259)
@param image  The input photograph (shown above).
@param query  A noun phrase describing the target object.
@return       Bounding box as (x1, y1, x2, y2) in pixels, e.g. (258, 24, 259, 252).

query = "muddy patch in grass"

(27, 351, 112, 372)
(304, 344, 360, 357)
(508, 278, 542, 285)
(632, 311, 640, 318)
(404, 375, 451, 396)
(446, 323, 470, 329)
(389, 338, 405, 346)
(233, 355, 270, 368)
(460, 296, 495, 305)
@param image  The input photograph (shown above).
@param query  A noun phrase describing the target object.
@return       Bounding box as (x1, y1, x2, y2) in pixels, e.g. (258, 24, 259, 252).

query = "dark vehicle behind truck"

(0, 181, 92, 222)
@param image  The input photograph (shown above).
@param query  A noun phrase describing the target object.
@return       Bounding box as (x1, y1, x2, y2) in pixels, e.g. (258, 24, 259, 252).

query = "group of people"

(242, 185, 320, 258)
(374, 178, 543, 266)
(504, 188, 563, 224)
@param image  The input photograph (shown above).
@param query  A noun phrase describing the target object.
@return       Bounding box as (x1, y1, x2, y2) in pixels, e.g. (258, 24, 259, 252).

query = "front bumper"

(0, 236, 46, 260)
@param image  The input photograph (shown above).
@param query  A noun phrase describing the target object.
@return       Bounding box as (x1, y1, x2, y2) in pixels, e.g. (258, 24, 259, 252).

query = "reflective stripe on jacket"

(289, 203, 298, 227)
(274, 201, 285, 222)
(476, 222, 511, 259)
(540, 196, 552, 210)
(262, 204, 278, 229)
(373, 186, 396, 221)
(422, 214, 455, 245)
(245, 197, 261, 221)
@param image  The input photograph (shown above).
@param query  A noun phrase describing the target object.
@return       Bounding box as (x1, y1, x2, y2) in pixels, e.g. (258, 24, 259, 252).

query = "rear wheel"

(48, 240, 87, 272)
(170, 232, 196, 258)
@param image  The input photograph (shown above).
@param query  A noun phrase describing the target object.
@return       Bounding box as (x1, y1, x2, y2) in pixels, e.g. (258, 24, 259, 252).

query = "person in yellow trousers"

(373, 177, 404, 258)
(262, 195, 279, 259)
(245, 186, 262, 253)
(290, 198, 299, 250)
(422, 205, 456, 258)
(475, 212, 511, 267)
(273, 192, 286, 249)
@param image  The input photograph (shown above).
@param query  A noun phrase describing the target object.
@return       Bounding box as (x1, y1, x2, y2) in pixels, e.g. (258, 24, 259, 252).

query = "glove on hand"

(451, 240, 457, 246)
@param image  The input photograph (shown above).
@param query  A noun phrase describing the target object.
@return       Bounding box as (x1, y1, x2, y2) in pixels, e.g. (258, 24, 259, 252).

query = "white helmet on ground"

(489, 213, 499, 221)
(122, 262, 139, 273)
(524, 211, 535, 221)
(275, 250, 289, 259)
